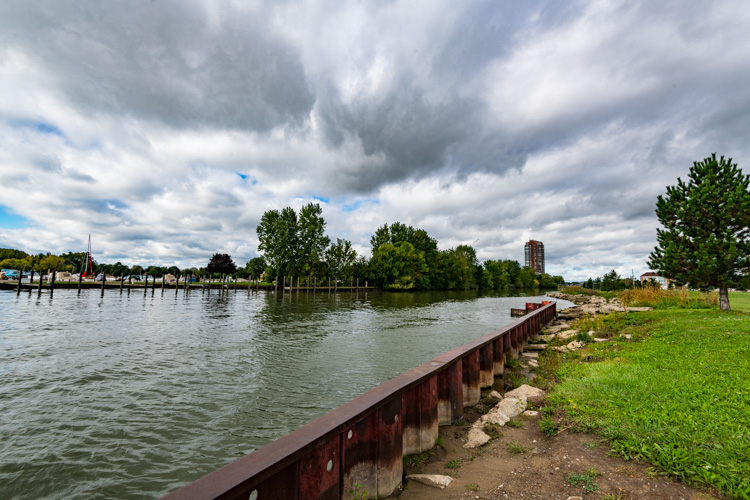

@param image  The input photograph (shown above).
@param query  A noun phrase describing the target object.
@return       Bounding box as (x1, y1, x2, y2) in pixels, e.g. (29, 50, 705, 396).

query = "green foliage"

(325, 238, 357, 281)
(0, 248, 28, 260)
(505, 419, 524, 429)
(548, 310, 750, 498)
(649, 153, 750, 310)
(539, 416, 557, 437)
(568, 468, 601, 493)
(506, 442, 528, 454)
(256, 203, 329, 279)
(445, 459, 462, 469)
(465, 483, 480, 492)
(244, 256, 267, 279)
(368, 241, 428, 289)
(350, 482, 368, 500)
(0, 257, 30, 270)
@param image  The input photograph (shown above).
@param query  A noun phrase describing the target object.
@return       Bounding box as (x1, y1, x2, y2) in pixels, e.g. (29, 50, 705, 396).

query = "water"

(0, 288, 571, 499)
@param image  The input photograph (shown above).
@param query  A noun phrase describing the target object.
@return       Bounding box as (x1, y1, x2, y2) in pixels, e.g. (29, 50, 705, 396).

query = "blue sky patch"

(0, 206, 31, 229)
(236, 172, 247, 179)
(343, 199, 379, 212)
(34, 122, 64, 136)
(313, 195, 330, 203)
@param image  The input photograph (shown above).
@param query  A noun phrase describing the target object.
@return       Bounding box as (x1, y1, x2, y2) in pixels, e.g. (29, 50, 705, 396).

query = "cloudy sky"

(1, 0, 749, 281)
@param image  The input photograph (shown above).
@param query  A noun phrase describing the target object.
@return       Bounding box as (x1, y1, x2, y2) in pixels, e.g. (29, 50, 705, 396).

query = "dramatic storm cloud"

(1, 0, 749, 280)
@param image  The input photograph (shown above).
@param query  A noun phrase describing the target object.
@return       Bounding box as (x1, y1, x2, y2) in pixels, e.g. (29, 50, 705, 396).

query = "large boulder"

(505, 385, 545, 406)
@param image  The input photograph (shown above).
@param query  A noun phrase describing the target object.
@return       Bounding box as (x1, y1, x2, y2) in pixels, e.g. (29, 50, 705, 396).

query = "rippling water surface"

(0, 288, 570, 499)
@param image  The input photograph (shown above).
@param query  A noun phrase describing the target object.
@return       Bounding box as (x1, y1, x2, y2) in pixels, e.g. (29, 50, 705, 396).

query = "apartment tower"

(524, 240, 545, 274)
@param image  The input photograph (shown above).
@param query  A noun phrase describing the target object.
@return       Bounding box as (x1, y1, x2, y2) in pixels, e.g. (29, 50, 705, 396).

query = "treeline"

(582, 269, 637, 291)
(254, 204, 564, 291)
(1, 204, 565, 290)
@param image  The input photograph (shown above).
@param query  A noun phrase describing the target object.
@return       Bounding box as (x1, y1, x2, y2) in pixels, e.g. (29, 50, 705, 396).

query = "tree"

(325, 239, 357, 283)
(256, 203, 329, 279)
(245, 256, 267, 280)
(206, 253, 237, 276)
(649, 153, 750, 310)
(368, 242, 428, 289)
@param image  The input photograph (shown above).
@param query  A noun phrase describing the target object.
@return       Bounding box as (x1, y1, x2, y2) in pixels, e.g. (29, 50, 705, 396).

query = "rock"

(557, 329, 579, 339)
(627, 306, 653, 312)
(464, 426, 491, 448)
(525, 359, 538, 368)
(523, 410, 539, 417)
(505, 385, 545, 406)
(525, 343, 547, 351)
(566, 340, 585, 350)
(620, 333, 633, 340)
(567, 497, 583, 500)
(407, 474, 454, 489)
(593, 337, 608, 342)
(552, 346, 569, 353)
(520, 351, 539, 359)
(486, 390, 503, 402)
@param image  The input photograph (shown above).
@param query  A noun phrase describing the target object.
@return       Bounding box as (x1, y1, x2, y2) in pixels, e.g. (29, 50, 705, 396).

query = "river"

(0, 287, 571, 499)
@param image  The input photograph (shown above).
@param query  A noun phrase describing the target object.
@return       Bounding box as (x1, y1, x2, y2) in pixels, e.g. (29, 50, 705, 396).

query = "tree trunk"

(719, 287, 731, 310)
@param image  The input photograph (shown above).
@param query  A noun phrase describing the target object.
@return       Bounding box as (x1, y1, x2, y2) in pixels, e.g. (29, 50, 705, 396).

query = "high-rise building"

(524, 240, 545, 274)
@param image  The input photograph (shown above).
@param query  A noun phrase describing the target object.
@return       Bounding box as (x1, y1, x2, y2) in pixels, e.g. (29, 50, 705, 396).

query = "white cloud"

(0, 0, 749, 280)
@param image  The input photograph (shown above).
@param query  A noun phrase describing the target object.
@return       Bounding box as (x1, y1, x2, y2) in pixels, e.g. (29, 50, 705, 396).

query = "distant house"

(640, 271, 669, 289)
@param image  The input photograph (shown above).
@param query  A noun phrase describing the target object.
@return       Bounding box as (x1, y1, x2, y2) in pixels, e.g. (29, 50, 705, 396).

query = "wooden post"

(101, 272, 105, 296)
(144, 275, 148, 296)
(38, 270, 43, 295)
(78, 271, 82, 290)
(29, 269, 35, 293)
(50, 269, 56, 293)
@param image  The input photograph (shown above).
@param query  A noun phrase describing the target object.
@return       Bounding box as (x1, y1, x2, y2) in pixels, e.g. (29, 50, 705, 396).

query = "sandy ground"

(389, 404, 724, 500)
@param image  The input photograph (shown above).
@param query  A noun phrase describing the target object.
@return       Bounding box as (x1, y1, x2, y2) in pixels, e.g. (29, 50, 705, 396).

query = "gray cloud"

(0, 0, 749, 280)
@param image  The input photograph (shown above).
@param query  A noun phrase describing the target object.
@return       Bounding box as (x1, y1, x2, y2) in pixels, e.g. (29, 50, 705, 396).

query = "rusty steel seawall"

(162, 301, 557, 500)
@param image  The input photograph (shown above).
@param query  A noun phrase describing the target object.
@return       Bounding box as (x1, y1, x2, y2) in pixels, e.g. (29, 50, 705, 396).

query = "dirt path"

(392, 407, 720, 500)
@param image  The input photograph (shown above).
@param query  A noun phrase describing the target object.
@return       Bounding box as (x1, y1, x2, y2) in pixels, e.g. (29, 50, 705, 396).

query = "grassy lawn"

(543, 309, 750, 498)
(730, 291, 750, 313)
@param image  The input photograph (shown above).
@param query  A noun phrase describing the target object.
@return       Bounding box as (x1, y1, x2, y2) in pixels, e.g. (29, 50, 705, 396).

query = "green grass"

(729, 291, 750, 313)
(547, 309, 750, 498)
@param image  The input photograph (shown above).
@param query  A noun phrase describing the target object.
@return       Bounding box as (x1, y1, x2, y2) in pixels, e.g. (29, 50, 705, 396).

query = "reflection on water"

(0, 288, 570, 499)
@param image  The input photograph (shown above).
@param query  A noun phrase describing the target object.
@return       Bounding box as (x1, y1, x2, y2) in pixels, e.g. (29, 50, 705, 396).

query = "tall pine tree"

(648, 153, 750, 310)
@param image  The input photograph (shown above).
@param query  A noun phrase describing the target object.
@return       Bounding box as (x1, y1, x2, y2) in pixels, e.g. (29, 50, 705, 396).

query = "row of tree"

(1, 204, 564, 291)
(254, 205, 564, 290)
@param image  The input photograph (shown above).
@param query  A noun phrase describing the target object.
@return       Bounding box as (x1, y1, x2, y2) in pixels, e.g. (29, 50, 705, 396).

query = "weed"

(602, 491, 628, 500)
(506, 442, 529, 454)
(568, 468, 601, 493)
(583, 440, 600, 449)
(445, 459, 461, 469)
(465, 483, 480, 492)
(575, 330, 594, 343)
(504, 356, 521, 370)
(350, 482, 368, 500)
(483, 423, 504, 441)
(509, 372, 528, 388)
(434, 436, 444, 447)
(404, 450, 432, 468)
(539, 416, 557, 437)
(505, 419, 523, 428)
(645, 467, 659, 478)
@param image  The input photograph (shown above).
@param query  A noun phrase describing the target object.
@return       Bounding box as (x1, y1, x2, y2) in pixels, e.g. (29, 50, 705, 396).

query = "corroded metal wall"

(162, 301, 556, 500)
